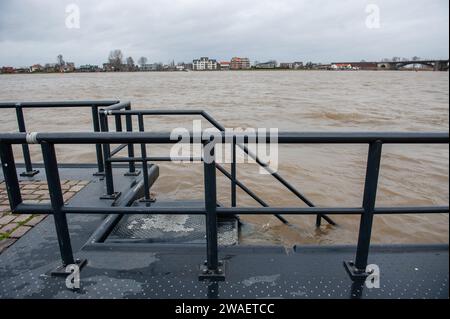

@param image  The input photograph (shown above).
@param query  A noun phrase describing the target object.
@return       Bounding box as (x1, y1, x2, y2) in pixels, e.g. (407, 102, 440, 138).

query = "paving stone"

(0, 215, 16, 225)
(25, 215, 47, 226)
(33, 190, 49, 196)
(22, 184, 39, 190)
(9, 226, 32, 238)
(0, 205, 10, 212)
(21, 189, 36, 195)
(22, 194, 41, 200)
(70, 185, 85, 192)
(0, 223, 18, 234)
(61, 184, 71, 190)
(12, 214, 33, 223)
(63, 192, 76, 202)
(0, 239, 16, 253)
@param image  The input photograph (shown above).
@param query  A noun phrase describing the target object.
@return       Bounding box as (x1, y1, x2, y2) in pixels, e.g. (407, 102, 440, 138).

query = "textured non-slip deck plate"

(0, 165, 448, 299)
(108, 201, 239, 245)
(0, 211, 447, 299)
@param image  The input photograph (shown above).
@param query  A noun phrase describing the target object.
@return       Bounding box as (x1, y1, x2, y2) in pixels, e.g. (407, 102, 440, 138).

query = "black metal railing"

(0, 131, 448, 280)
(0, 100, 120, 176)
(100, 109, 337, 226)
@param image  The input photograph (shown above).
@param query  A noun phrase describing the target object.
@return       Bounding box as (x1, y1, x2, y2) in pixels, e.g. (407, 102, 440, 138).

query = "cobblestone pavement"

(0, 180, 88, 253)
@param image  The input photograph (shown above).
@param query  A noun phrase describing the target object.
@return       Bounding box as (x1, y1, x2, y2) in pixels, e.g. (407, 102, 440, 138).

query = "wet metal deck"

(0, 165, 448, 299)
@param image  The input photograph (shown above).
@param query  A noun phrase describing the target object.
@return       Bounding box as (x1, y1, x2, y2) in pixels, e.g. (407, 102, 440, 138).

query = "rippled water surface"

(0, 71, 448, 246)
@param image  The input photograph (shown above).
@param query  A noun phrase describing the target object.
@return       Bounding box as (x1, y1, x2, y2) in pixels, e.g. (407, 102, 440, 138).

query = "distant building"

(279, 62, 303, 69)
(62, 62, 75, 73)
(44, 63, 58, 73)
(219, 61, 230, 70)
(30, 64, 43, 73)
(192, 57, 218, 70)
(1, 66, 15, 74)
(140, 63, 162, 71)
(102, 63, 113, 72)
(230, 57, 250, 70)
(316, 64, 332, 70)
(331, 63, 353, 70)
(78, 65, 100, 72)
(175, 64, 185, 71)
(331, 62, 378, 71)
(14, 67, 30, 73)
(279, 63, 292, 69)
(255, 61, 277, 69)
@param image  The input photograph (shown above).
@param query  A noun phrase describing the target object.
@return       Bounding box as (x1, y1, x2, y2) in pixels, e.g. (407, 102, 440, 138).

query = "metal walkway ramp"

(108, 201, 239, 245)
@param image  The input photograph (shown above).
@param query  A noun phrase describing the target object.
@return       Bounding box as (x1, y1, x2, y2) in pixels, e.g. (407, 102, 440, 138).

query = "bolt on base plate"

(93, 171, 105, 177)
(344, 261, 370, 281)
(199, 260, 226, 281)
(20, 169, 39, 177)
(49, 259, 87, 277)
(124, 170, 141, 176)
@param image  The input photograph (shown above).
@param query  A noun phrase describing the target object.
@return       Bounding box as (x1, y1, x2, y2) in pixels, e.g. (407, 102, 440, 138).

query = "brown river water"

(0, 71, 448, 246)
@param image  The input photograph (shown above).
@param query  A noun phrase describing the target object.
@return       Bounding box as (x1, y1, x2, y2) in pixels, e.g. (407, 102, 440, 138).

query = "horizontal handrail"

(13, 202, 449, 216)
(109, 109, 204, 115)
(2, 131, 448, 144)
(102, 101, 131, 111)
(0, 100, 119, 108)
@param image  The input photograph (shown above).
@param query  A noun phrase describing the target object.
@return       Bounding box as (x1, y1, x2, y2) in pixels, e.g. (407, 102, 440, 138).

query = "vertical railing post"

(114, 114, 123, 132)
(138, 114, 151, 201)
(99, 111, 119, 199)
(345, 140, 382, 279)
(231, 136, 237, 207)
(41, 142, 75, 267)
(91, 105, 104, 175)
(124, 105, 139, 176)
(200, 139, 224, 281)
(15, 104, 38, 177)
(315, 213, 322, 227)
(0, 143, 22, 210)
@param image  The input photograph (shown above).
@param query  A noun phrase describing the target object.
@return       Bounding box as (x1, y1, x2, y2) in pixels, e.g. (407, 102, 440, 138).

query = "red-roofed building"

(219, 61, 230, 70)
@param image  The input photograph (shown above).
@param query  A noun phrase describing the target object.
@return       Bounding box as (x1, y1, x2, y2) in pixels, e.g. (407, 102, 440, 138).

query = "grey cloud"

(0, 0, 448, 67)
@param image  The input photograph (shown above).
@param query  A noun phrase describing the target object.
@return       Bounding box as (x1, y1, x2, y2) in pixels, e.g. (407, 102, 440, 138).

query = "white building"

(192, 57, 218, 70)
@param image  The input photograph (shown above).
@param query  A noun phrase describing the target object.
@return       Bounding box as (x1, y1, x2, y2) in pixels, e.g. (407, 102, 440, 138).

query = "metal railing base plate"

(124, 170, 141, 177)
(343, 261, 370, 280)
(19, 169, 40, 177)
(48, 258, 87, 277)
(199, 260, 226, 281)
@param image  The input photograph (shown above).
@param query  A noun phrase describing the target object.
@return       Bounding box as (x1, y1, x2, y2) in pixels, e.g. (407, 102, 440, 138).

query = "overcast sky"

(0, 0, 448, 67)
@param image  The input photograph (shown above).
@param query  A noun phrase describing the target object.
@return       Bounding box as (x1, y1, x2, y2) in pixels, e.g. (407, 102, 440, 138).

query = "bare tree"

(126, 57, 135, 71)
(108, 49, 124, 71)
(138, 56, 148, 67)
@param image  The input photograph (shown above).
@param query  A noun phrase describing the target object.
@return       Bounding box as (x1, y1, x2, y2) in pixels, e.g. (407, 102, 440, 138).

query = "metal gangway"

(0, 100, 448, 284)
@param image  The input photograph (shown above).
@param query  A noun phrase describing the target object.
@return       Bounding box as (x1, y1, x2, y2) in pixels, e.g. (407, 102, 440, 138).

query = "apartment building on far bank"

(230, 57, 251, 70)
(192, 57, 218, 70)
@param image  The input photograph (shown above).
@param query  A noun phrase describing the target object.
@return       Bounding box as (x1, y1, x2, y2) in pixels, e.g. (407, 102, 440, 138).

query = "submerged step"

(106, 200, 238, 245)
(107, 214, 238, 245)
